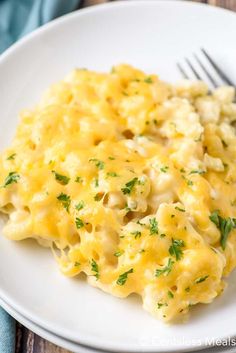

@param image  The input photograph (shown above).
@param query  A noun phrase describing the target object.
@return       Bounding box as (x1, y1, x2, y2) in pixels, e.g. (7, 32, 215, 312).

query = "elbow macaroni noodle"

(1, 64, 236, 322)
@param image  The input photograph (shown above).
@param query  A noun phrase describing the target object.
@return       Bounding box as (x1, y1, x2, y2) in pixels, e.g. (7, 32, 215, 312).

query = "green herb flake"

(168, 290, 174, 299)
(89, 158, 104, 170)
(114, 250, 124, 257)
(108, 156, 115, 160)
(131, 231, 142, 239)
(144, 77, 153, 84)
(222, 140, 228, 148)
(121, 177, 138, 195)
(209, 210, 236, 250)
(149, 217, 158, 235)
(153, 119, 158, 125)
(169, 238, 185, 261)
(107, 172, 119, 177)
(137, 177, 146, 186)
(57, 193, 71, 212)
(189, 170, 205, 175)
(175, 206, 185, 212)
(75, 217, 84, 229)
(195, 275, 209, 284)
(74, 261, 81, 267)
(137, 220, 145, 226)
(75, 176, 83, 183)
(160, 233, 166, 238)
(160, 166, 169, 173)
(157, 302, 168, 309)
(155, 258, 174, 277)
(91, 259, 99, 280)
(52, 171, 70, 185)
(223, 163, 228, 169)
(185, 287, 190, 292)
(187, 179, 193, 186)
(116, 268, 134, 286)
(94, 193, 103, 201)
(94, 178, 99, 187)
(75, 201, 85, 211)
(7, 153, 16, 161)
(2, 172, 20, 188)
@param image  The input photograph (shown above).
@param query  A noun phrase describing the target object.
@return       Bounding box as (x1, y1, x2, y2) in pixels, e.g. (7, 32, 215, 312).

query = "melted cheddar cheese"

(1, 64, 236, 322)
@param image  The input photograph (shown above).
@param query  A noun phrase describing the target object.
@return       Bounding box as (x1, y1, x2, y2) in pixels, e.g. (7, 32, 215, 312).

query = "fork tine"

(185, 58, 201, 80)
(177, 63, 189, 79)
(201, 48, 235, 87)
(193, 54, 218, 88)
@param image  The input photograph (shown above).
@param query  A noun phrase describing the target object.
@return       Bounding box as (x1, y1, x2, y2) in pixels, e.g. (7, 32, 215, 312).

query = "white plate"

(1, 298, 236, 353)
(0, 297, 105, 353)
(1, 1, 236, 352)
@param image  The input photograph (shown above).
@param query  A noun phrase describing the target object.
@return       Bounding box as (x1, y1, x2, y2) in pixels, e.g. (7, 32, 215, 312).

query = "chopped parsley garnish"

(75, 201, 84, 211)
(121, 177, 138, 195)
(108, 156, 115, 160)
(116, 268, 133, 286)
(94, 193, 103, 201)
(57, 193, 71, 212)
(107, 172, 119, 177)
(75, 176, 83, 183)
(137, 220, 145, 226)
(160, 166, 169, 173)
(155, 258, 174, 277)
(223, 163, 228, 169)
(180, 168, 185, 173)
(74, 261, 80, 267)
(2, 172, 20, 188)
(187, 179, 193, 186)
(195, 275, 209, 284)
(222, 140, 228, 148)
(185, 287, 190, 292)
(131, 231, 142, 239)
(189, 170, 205, 175)
(160, 233, 166, 238)
(93, 178, 99, 187)
(7, 153, 16, 160)
(149, 217, 158, 235)
(175, 206, 185, 212)
(75, 217, 84, 229)
(89, 158, 104, 170)
(169, 238, 185, 261)
(157, 302, 168, 309)
(91, 259, 99, 280)
(52, 171, 70, 185)
(168, 290, 174, 299)
(153, 119, 158, 125)
(114, 250, 124, 257)
(144, 77, 153, 84)
(209, 210, 236, 250)
(137, 177, 146, 186)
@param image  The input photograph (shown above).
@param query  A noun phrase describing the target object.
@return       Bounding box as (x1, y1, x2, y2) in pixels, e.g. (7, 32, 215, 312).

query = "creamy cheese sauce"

(1, 65, 236, 321)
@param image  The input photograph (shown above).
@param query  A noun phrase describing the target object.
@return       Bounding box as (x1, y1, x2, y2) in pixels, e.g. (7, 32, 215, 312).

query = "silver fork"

(177, 48, 235, 89)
